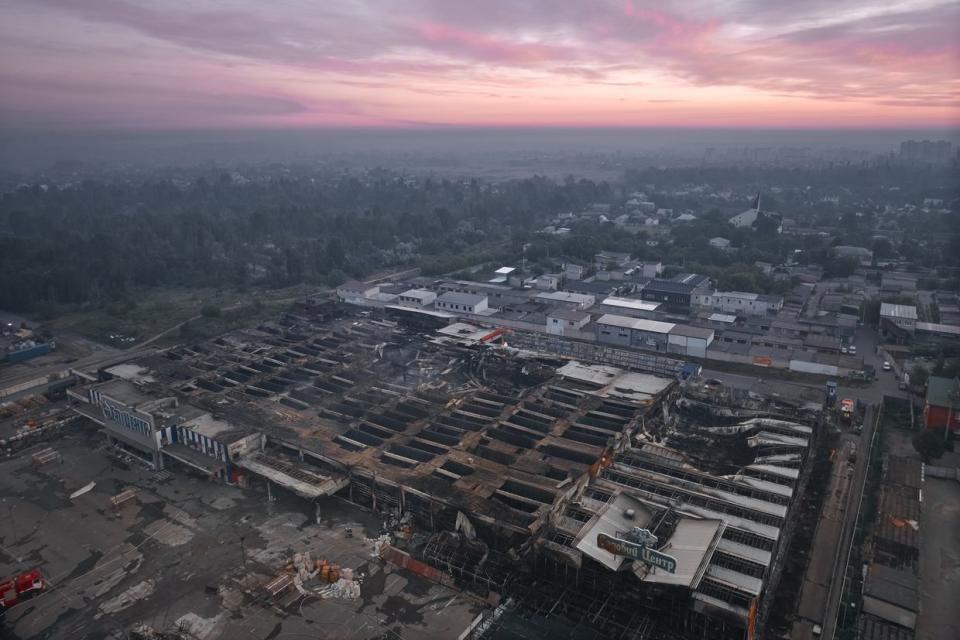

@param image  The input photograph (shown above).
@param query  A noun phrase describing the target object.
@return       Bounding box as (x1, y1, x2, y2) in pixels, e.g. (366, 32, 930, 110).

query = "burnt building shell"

(68, 305, 816, 640)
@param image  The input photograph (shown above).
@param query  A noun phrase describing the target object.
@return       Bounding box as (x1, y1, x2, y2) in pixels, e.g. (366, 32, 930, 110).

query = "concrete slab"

(915, 478, 960, 640)
(0, 429, 483, 639)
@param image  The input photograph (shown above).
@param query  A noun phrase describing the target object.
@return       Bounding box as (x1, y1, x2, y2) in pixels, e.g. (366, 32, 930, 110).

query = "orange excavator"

(0, 569, 46, 616)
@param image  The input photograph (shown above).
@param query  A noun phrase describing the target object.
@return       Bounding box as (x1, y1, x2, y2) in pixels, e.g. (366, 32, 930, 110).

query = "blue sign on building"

(102, 402, 152, 438)
(597, 529, 678, 574)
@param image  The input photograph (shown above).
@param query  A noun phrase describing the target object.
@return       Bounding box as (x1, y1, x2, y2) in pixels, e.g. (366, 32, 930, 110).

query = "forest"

(2, 163, 957, 318)
(0, 172, 611, 315)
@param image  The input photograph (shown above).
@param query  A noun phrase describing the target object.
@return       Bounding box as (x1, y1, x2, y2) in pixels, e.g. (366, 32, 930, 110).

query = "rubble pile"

(280, 550, 363, 601)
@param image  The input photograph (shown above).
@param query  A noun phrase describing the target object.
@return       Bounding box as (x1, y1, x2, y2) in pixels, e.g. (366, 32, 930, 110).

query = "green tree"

(326, 238, 346, 268)
(823, 257, 858, 278)
(863, 297, 881, 327)
(325, 269, 347, 287)
(910, 365, 929, 389)
(912, 430, 946, 462)
(872, 237, 894, 261)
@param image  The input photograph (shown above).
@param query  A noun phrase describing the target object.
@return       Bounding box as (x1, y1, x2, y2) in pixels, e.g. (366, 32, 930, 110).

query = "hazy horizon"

(3, 126, 958, 173)
(3, 0, 957, 173)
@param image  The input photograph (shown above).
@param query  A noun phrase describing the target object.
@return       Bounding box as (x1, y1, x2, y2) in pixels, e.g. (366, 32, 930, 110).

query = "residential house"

(564, 262, 587, 281)
(337, 281, 379, 303)
(336, 281, 397, 307)
(667, 325, 715, 358)
(923, 376, 960, 432)
(534, 291, 595, 310)
(880, 303, 918, 334)
(597, 296, 661, 318)
(595, 314, 714, 356)
(630, 261, 663, 278)
(639, 274, 711, 309)
(534, 274, 561, 290)
(834, 245, 874, 266)
(546, 309, 592, 336)
(594, 251, 633, 270)
(398, 288, 437, 308)
(595, 314, 675, 351)
(729, 208, 758, 228)
(435, 292, 489, 314)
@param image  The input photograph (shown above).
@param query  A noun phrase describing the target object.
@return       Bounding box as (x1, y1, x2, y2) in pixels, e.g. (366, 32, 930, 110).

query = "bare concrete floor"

(916, 477, 960, 640)
(0, 429, 483, 639)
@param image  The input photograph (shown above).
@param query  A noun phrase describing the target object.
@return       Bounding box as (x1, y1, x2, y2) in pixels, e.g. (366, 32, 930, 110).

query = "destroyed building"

(67, 306, 818, 640)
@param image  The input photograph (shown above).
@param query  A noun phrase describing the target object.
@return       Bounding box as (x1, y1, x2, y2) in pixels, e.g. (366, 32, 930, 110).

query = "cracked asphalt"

(0, 429, 482, 640)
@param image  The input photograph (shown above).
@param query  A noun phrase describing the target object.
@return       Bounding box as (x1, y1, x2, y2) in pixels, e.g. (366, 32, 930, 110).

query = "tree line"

(0, 172, 611, 315)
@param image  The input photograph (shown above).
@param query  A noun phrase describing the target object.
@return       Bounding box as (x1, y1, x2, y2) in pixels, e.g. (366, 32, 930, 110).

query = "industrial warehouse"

(55, 300, 820, 640)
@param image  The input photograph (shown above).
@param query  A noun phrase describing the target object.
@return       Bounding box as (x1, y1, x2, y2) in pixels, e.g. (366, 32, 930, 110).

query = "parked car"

(848, 345, 856, 355)
(841, 346, 848, 354)
(882, 361, 892, 371)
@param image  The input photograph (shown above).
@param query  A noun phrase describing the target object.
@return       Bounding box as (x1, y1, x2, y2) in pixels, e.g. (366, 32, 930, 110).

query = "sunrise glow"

(1, 0, 958, 130)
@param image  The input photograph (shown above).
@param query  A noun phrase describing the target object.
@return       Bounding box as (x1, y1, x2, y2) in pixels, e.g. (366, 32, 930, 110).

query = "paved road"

(789, 326, 915, 639)
(703, 325, 907, 407)
(773, 324, 900, 639)
(792, 398, 876, 638)
(796, 436, 858, 627)
(0, 346, 156, 401)
(818, 403, 878, 639)
(851, 325, 905, 404)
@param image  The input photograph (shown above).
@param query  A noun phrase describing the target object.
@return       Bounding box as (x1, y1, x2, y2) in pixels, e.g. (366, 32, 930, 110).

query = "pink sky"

(1, 0, 958, 129)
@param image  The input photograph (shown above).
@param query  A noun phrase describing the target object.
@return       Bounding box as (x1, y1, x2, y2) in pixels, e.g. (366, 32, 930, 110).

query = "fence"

(925, 463, 960, 481)
(504, 331, 684, 377)
(380, 543, 459, 590)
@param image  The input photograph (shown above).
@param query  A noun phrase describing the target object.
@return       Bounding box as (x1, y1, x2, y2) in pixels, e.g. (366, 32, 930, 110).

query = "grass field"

(879, 395, 913, 431)
(42, 285, 311, 348)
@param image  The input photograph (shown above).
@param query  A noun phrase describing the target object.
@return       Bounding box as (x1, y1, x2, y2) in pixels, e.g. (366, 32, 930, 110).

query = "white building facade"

(435, 292, 489, 314)
(398, 288, 437, 308)
(693, 291, 783, 316)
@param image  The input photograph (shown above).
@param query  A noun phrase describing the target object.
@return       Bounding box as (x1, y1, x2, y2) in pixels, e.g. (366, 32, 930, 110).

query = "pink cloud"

(417, 21, 571, 65)
(622, 2, 720, 43)
(0, 0, 956, 129)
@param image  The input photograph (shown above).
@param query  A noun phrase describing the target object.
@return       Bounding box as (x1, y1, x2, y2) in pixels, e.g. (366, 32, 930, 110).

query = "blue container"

(5, 342, 53, 363)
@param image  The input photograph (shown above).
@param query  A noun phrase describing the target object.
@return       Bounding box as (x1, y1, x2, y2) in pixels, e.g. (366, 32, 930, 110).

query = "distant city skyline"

(1, 0, 958, 131)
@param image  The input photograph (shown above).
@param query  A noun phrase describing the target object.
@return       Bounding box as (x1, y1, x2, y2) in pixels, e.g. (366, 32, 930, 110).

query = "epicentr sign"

(597, 529, 678, 574)
(102, 400, 153, 439)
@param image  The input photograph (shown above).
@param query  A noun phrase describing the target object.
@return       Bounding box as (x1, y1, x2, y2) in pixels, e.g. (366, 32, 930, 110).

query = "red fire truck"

(839, 398, 856, 424)
(0, 569, 45, 615)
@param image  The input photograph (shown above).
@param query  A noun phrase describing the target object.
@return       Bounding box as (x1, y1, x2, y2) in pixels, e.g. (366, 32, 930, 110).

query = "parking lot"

(0, 428, 482, 639)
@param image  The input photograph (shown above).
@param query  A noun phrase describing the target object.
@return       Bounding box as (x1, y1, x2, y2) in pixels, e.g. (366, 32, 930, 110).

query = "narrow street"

(793, 403, 876, 639)
(818, 404, 877, 639)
